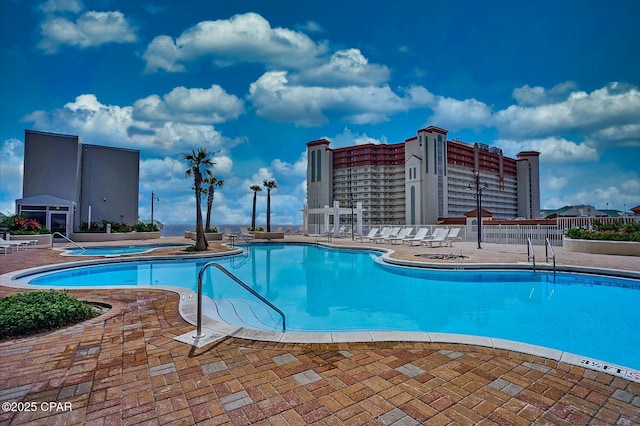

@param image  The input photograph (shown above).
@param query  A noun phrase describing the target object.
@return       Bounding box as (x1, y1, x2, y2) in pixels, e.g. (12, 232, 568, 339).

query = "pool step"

(201, 296, 283, 331)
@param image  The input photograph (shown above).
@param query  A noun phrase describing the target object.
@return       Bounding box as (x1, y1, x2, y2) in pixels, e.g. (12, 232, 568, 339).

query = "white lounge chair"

(239, 227, 254, 241)
(386, 227, 413, 244)
(403, 228, 430, 245)
(445, 228, 462, 245)
(0, 243, 15, 254)
(372, 227, 395, 243)
(355, 227, 379, 242)
(0, 237, 29, 251)
(422, 228, 449, 247)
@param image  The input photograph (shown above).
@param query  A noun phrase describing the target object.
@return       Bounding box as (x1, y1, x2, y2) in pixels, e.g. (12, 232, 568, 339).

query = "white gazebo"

(302, 200, 364, 237)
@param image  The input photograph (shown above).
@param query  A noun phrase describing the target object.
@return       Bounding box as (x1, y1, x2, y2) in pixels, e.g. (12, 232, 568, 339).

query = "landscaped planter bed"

(251, 231, 285, 239)
(184, 231, 223, 241)
(70, 231, 161, 242)
(563, 237, 640, 256)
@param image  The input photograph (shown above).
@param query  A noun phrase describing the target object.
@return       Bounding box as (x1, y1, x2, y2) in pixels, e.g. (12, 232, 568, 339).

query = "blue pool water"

(25, 243, 640, 369)
(60, 243, 189, 256)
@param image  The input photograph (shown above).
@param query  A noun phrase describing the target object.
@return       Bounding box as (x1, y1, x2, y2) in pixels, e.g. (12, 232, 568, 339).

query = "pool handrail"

(545, 237, 556, 275)
(52, 232, 85, 252)
(195, 261, 286, 338)
(526, 237, 535, 273)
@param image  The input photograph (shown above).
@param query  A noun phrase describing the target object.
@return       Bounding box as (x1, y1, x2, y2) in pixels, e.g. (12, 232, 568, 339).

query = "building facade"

(16, 130, 139, 236)
(306, 126, 540, 228)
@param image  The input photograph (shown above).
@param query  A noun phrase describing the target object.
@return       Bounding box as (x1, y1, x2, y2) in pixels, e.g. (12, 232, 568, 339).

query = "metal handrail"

(195, 262, 286, 338)
(545, 237, 556, 275)
(526, 237, 536, 273)
(51, 232, 85, 251)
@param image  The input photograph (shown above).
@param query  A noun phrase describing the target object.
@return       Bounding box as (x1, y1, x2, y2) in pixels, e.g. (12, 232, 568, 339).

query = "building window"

(317, 149, 322, 181)
(310, 151, 315, 182)
(410, 186, 416, 224)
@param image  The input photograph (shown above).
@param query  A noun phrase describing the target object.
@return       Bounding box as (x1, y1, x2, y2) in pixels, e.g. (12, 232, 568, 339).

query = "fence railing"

(305, 217, 639, 246)
(556, 216, 640, 230)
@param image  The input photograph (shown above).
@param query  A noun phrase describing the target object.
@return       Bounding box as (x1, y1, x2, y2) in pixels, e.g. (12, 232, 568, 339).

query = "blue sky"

(1, 0, 639, 225)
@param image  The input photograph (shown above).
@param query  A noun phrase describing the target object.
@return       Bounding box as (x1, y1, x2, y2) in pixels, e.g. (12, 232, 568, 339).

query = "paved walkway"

(1, 237, 639, 425)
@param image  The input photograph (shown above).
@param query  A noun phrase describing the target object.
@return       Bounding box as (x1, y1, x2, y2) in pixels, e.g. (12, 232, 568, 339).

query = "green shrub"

(0, 291, 100, 339)
(0, 215, 51, 235)
(566, 222, 640, 242)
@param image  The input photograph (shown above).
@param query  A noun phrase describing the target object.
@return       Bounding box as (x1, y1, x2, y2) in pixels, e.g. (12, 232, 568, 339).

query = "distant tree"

(263, 179, 278, 232)
(204, 175, 224, 231)
(181, 148, 214, 251)
(250, 185, 262, 230)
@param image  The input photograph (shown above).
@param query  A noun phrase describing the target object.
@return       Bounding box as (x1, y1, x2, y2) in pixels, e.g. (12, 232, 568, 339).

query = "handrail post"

(526, 237, 536, 273)
(51, 232, 85, 251)
(545, 237, 556, 275)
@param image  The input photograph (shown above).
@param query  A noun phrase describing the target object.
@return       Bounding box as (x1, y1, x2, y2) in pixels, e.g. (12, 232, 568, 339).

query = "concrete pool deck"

(1, 236, 639, 424)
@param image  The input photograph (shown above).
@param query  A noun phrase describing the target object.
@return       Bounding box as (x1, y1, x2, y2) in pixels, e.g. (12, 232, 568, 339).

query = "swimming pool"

(59, 243, 190, 256)
(19, 243, 640, 370)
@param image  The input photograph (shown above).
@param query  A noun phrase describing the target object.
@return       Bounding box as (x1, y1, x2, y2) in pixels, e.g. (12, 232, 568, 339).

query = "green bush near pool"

(0, 291, 100, 339)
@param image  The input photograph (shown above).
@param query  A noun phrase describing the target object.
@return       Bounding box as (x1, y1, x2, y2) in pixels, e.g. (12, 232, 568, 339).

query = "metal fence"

(304, 216, 640, 246)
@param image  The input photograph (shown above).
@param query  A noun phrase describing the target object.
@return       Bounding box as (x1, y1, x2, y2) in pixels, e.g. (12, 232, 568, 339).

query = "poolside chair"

(284, 226, 293, 234)
(403, 228, 430, 245)
(0, 243, 14, 254)
(386, 227, 413, 244)
(239, 227, 254, 241)
(275, 226, 283, 232)
(445, 228, 462, 246)
(0, 237, 29, 251)
(294, 226, 304, 234)
(422, 228, 449, 247)
(355, 227, 379, 242)
(372, 227, 396, 243)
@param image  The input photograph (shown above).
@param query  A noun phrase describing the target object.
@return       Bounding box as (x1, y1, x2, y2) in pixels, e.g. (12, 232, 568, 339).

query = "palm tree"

(181, 148, 214, 251)
(204, 175, 224, 231)
(263, 179, 278, 232)
(249, 185, 262, 230)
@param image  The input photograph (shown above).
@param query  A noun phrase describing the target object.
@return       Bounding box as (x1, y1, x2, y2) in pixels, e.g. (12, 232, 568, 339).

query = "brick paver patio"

(1, 237, 639, 425)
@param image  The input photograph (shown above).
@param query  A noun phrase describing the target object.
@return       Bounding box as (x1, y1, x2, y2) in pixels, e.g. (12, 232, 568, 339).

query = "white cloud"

(428, 96, 492, 131)
(546, 176, 568, 190)
(39, 0, 83, 14)
(329, 128, 389, 148)
(512, 81, 577, 106)
(494, 83, 640, 139)
(496, 137, 599, 163)
(38, 10, 137, 53)
(292, 49, 390, 87)
(23, 93, 232, 154)
(143, 12, 328, 72)
(542, 181, 639, 210)
(0, 139, 23, 214)
(248, 71, 430, 126)
(295, 20, 324, 33)
(132, 85, 244, 124)
(590, 124, 640, 147)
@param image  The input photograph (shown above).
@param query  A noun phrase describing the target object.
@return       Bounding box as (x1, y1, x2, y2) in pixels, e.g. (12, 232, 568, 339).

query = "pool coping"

(2, 241, 639, 384)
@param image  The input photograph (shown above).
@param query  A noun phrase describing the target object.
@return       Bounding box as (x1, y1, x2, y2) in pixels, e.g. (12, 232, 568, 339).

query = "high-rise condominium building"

(306, 126, 540, 227)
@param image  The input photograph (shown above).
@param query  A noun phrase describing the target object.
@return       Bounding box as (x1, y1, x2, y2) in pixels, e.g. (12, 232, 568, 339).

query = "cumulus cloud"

(38, 10, 137, 53)
(143, 12, 328, 72)
(543, 180, 639, 210)
(292, 49, 390, 87)
(496, 137, 599, 163)
(546, 176, 568, 190)
(39, 0, 83, 14)
(132, 84, 244, 124)
(22, 93, 233, 154)
(428, 96, 492, 131)
(329, 128, 390, 148)
(494, 82, 640, 139)
(248, 71, 431, 126)
(0, 139, 24, 214)
(512, 81, 577, 106)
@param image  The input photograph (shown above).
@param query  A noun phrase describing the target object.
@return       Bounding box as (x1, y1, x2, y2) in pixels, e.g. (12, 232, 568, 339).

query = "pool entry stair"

(194, 262, 286, 339)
